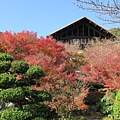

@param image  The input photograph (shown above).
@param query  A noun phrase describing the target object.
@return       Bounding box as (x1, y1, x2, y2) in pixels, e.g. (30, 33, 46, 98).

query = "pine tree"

(0, 52, 52, 120)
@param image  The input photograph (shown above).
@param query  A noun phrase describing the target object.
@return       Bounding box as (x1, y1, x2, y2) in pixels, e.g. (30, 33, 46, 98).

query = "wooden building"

(48, 17, 116, 49)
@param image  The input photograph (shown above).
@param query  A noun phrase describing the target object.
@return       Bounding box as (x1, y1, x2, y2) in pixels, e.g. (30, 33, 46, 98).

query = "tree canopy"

(0, 52, 52, 120)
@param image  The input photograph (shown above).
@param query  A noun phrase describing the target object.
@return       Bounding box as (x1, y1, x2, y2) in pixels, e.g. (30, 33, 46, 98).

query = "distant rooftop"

(48, 16, 116, 41)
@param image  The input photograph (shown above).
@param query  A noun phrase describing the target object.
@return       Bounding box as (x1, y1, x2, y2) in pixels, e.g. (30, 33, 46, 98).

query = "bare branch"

(74, 0, 120, 23)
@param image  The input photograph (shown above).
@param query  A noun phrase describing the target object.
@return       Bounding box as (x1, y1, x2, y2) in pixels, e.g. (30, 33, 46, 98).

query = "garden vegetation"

(0, 31, 120, 119)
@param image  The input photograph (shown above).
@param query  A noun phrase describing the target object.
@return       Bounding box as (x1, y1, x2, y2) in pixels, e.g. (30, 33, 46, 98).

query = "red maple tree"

(80, 41, 120, 90)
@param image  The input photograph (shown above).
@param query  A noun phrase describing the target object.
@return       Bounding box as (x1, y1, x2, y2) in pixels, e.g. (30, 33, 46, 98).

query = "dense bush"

(23, 102, 50, 118)
(0, 52, 14, 61)
(0, 52, 14, 73)
(113, 90, 120, 119)
(100, 91, 115, 117)
(0, 108, 32, 120)
(0, 61, 11, 73)
(11, 60, 29, 74)
(26, 65, 45, 79)
(0, 73, 16, 88)
(102, 117, 113, 120)
(0, 52, 52, 120)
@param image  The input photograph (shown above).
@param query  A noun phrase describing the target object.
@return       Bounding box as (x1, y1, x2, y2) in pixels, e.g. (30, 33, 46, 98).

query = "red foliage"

(0, 31, 90, 114)
(80, 42, 120, 90)
(16, 74, 23, 81)
(0, 31, 38, 59)
(0, 31, 77, 86)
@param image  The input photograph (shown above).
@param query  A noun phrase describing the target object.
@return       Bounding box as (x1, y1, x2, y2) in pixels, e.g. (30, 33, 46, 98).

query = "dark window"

(79, 25, 83, 36)
(62, 33, 66, 37)
(95, 31, 99, 37)
(90, 28, 94, 36)
(73, 28, 77, 36)
(84, 25, 88, 36)
(67, 30, 72, 36)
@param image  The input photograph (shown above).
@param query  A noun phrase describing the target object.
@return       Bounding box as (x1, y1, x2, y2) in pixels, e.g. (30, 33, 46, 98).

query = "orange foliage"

(0, 31, 89, 117)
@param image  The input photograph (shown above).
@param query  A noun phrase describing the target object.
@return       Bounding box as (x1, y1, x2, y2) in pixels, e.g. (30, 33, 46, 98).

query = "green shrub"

(11, 61, 29, 73)
(24, 102, 50, 119)
(16, 77, 36, 86)
(0, 52, 14, 73)
(0, 52, 51, 119)
(36, 90, 52, 101)
(26, 65, 45, 79)
(0, 61, 11, 73)
(20, 87, 52, 102)
(0, 73, 16, 88)
(0, 108, 32, 120)
(100, 91, 115, 116)
(113, 90, 120, 119)
(102, 116, 113, 120)
(0, 52, 14, 61)
(0, 87, 25, 102)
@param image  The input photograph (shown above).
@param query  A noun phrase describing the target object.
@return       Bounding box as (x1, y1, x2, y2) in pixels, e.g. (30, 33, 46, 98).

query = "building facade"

(48, 17, 116, 49)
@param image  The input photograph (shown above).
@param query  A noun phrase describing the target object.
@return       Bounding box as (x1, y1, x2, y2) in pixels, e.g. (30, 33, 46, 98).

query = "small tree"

(0, 52, 52, 120)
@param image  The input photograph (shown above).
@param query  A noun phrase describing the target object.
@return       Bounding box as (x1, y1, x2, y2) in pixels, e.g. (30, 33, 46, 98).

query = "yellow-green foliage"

(102, 116, 113, 120)
(113, 90, 120, 119)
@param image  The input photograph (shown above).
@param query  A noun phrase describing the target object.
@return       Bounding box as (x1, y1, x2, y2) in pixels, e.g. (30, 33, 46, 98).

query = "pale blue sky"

(0, 0, 119, 37)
